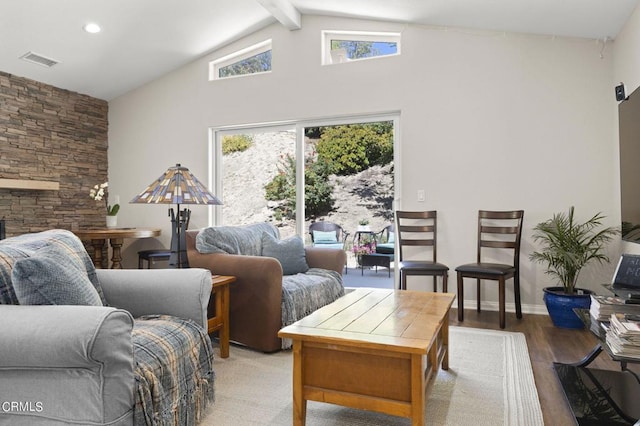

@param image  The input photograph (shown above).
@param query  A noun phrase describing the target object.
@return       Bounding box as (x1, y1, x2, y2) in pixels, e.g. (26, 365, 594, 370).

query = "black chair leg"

(476, 278, 481, 312)
(457, 273, 464, 322)
(443, 272, 448, 293)
(514, 276, 522, 319)
(499, 277, 506, 329)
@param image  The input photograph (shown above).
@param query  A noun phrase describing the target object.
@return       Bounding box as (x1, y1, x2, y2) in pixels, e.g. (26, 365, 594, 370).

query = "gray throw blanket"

(195, 222, 278, 256)
(281, 268, 345, 349)
(133, 315, 215, 426)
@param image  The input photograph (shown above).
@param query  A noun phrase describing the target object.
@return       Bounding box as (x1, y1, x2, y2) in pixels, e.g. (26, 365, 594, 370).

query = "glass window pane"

(221, 131, 296, 238)
(303, 121, 395, 264)
(330, 40, 398, 60)
(218, 50, 272, 78)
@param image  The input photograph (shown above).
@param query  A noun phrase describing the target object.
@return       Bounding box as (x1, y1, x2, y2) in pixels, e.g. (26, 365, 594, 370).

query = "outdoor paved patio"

(342, 253, 395, 289)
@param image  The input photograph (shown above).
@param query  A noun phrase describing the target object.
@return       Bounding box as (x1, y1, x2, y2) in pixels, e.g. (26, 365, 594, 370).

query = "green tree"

(331, 40, 376, 60)
(222, 134, 254, 154)
(265, 154, 334, 219)
(304, 159, 334, 217)
(264, 154, 296, 218)
(316, 124, 393, 175)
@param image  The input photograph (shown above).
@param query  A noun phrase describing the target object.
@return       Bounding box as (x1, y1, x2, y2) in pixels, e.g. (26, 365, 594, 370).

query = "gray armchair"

(0, 230, 214, 426)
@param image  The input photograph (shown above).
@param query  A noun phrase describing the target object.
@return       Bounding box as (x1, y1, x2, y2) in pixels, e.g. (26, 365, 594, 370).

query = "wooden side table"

(208, 275, 236, 358)
(73, 227, 161, 269)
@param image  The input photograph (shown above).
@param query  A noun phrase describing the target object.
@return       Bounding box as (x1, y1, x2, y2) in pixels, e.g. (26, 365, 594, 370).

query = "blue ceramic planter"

(543, 286, 593, 329)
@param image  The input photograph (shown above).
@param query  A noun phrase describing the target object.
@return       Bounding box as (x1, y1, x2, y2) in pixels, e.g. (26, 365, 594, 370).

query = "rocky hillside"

(222, 131, 394, 245)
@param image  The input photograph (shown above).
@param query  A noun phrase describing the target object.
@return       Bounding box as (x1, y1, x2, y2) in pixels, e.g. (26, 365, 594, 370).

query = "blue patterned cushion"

(376, 243, 395, 254)
(0, 229, 106, 305)
(261, 233, 309, 275)
(313, 230, 338, 243)
(12, 250, 103, 306)
(312, 242, 344, 250)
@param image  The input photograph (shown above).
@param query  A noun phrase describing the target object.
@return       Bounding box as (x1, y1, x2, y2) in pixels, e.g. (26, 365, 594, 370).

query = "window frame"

(209, 39, 272, 81)
(321, 30, 401, 65)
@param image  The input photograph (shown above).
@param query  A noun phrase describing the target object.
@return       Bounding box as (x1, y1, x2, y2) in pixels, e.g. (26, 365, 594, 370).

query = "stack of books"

(606, 313, 640, 359)
(589, 294, 640, 321)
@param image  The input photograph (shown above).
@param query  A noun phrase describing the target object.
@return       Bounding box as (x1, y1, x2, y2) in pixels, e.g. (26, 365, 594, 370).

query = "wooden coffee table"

(278, 288, 455, 426)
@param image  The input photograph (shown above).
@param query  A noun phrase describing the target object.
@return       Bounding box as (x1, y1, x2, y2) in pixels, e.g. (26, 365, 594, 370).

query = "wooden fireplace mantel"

(0, 178, 60, 191)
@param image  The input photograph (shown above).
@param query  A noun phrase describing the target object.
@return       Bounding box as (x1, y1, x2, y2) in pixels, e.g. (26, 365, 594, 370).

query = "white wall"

(109, 15, 620, 313)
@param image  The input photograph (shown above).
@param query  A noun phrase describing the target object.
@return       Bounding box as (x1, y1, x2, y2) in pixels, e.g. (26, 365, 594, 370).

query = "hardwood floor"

(450, 308, 639, 425)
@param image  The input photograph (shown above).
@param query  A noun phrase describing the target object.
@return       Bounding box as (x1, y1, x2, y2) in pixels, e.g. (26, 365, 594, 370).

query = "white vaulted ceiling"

(0, 0, 637, 101)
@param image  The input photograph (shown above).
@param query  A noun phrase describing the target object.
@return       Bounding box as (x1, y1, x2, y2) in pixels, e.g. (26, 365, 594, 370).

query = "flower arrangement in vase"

(357, 218, 371, 232)
(352, 235, 376, 266)
(90, 182, 120, 227)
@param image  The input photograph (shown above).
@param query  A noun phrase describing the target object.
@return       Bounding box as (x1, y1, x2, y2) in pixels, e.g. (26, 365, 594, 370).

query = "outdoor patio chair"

(309, 221, 349, 273)
(375, 223, 395, 255)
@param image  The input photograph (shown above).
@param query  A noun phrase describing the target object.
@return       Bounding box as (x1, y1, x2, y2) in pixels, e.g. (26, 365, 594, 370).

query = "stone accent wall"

(0, 71, 108, 238)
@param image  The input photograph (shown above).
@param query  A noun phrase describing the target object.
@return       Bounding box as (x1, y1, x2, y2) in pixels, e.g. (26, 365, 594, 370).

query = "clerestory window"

(209, 40, 272, 80)
(322, 31, 400, 65)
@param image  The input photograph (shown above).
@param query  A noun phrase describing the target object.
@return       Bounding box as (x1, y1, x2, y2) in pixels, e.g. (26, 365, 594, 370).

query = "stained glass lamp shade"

(130, 163, 222, 268)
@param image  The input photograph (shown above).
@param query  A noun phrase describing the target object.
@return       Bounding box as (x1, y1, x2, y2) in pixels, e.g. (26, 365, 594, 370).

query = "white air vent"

(20, 51, 59, 68)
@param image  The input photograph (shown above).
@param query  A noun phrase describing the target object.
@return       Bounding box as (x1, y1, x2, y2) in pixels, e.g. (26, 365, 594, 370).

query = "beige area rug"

(202, 327, 543, 425)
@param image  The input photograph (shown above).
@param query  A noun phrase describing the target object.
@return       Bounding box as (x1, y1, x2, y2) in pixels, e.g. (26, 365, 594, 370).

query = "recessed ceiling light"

(83, 23, 101, 34)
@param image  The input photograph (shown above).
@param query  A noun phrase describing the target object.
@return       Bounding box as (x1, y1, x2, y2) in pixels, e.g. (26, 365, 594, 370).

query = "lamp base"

(169, 207, 190, 268)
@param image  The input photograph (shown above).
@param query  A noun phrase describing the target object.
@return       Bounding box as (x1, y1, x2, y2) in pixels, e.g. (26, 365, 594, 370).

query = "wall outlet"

(417, 189, 425, 202)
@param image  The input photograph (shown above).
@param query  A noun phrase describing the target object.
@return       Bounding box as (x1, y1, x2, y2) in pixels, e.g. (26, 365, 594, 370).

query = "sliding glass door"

(215, 127, 297, 238)
(210, 114, 398, 247)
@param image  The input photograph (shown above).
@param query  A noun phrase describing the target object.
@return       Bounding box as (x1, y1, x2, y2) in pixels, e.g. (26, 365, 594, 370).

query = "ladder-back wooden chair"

(455, 210, 524, 329)
(396, 210, 449, 291)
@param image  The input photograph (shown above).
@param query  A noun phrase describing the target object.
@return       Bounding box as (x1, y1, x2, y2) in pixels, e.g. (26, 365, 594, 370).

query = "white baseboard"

(461, 299, 548, 316)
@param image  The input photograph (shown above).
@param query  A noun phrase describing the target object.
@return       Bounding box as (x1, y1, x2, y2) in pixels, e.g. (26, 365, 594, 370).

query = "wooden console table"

(73, 227, 161, 269)
(208, 275, 236, 358)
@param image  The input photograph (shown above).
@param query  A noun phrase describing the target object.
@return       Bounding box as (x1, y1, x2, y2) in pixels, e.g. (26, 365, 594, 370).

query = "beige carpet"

(202, 327, 544, 425)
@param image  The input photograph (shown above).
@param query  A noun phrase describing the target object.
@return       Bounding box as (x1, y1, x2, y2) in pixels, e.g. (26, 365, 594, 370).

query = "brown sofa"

(186, 227, 346, 353)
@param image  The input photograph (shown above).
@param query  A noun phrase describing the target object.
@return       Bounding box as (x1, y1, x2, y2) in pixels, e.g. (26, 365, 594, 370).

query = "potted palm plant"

(530, 206, 618, 329)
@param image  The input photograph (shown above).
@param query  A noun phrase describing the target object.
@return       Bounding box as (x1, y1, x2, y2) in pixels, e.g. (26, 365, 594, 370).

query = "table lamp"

(130, 164, 222, 268)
